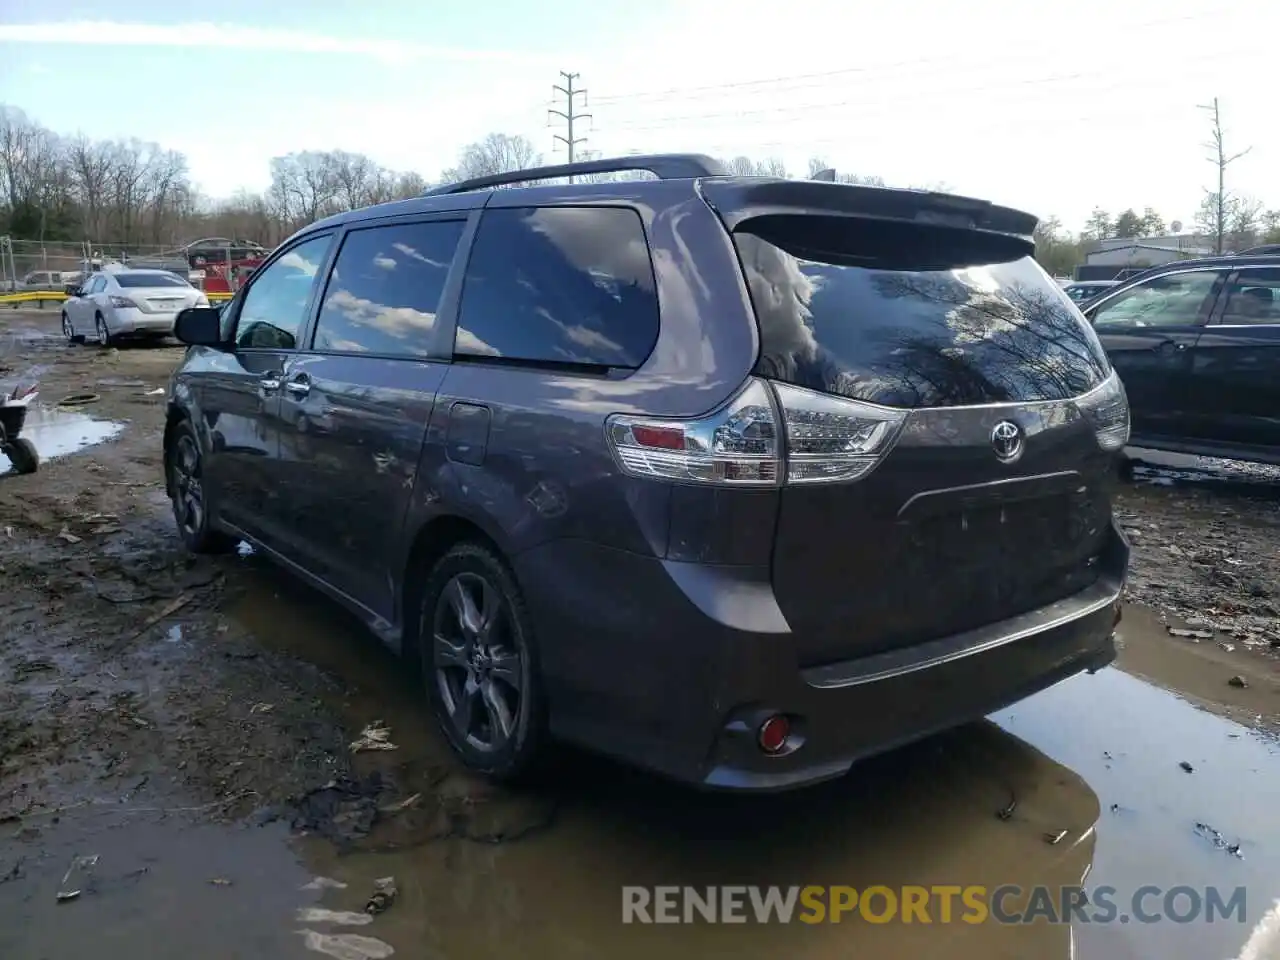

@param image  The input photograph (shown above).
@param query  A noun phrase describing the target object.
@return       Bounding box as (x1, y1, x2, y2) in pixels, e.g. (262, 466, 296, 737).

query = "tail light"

(108, 295, 135, 309)
(1076, 371, 1130, 452)
(606, 377, 906, 486)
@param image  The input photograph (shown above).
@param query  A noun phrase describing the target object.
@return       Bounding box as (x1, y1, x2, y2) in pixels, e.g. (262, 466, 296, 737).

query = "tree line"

(4, 101, 1277, 276)
(0, 105, 893, 251)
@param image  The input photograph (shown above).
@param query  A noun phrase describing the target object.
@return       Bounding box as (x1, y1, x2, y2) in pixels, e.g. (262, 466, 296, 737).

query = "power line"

(592, 51, 1261, 135)
(548, 71, 591, 180)
(587, 10, 1216, 106)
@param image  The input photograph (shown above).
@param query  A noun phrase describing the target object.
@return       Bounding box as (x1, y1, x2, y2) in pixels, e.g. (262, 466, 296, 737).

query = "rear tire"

(95, 313, 113, 347)
(165, 418, 235, 554)
(418, 542, 547, 781)
(62, 311, 84, 344)
(6, 438, 38, 474)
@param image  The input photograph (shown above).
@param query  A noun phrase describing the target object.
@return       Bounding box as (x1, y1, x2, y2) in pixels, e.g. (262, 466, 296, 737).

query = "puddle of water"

(1127, 446, 1280, 494)
(0, 813, 319, 960)
(995, 670, 1280, 960)
(0, 404, 123, 469)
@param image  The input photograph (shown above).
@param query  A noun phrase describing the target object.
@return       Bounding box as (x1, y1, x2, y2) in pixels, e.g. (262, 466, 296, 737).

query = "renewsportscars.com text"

(622, 885, 1249, 925)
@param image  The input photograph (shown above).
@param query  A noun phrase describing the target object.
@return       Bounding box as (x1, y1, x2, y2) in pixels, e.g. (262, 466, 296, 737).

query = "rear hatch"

(706, 184, 1121, 667)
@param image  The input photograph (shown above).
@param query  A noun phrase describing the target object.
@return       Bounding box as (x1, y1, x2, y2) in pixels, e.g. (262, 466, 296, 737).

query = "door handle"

(259, 375, 281, 392)
(285, 375, 311, 398)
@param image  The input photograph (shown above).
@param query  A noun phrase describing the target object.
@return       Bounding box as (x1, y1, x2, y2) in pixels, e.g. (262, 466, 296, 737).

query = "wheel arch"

(399, 513, 508, 661)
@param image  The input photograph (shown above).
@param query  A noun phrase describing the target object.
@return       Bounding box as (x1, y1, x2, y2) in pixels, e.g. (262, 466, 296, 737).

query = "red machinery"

(183, 237, 268, 295)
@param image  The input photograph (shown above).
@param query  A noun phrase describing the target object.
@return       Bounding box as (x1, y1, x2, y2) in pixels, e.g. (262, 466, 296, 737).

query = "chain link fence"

(0, 237, 255, 308)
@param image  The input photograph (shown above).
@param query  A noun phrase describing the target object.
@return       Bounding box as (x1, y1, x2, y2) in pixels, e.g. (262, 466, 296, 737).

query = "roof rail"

(422, 153, 731, 197)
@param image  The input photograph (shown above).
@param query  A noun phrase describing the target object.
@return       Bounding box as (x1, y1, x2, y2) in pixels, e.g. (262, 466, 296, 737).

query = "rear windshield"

(733, 218, 1110, 408)
(116, 273, 189, 289)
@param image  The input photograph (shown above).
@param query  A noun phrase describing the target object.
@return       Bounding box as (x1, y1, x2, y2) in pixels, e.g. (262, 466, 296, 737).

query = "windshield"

(115, 273, 190, 289)
(734, 220, 1110, 408)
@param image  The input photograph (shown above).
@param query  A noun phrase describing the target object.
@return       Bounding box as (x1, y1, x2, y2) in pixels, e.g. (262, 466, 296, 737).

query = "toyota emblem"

(990, 420, 1024, 463)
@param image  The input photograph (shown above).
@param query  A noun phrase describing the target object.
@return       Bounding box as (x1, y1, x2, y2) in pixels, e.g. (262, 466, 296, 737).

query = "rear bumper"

(514, 522, 1127, 792)
(112, 308, 178, 334)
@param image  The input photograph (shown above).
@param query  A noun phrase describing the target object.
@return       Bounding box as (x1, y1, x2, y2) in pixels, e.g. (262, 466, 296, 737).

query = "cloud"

(0, 21, 559, 67)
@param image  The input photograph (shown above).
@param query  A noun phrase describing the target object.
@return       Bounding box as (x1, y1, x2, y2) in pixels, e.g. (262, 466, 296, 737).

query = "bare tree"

(268, 151, 342, 228)
(1199, 97, 1251, 255)
(443, 134, 541, 183)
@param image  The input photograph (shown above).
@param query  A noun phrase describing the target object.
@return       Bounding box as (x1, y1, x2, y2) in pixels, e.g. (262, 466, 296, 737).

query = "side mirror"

(174, 306, 228, 347)
(65, 284, 81, 297)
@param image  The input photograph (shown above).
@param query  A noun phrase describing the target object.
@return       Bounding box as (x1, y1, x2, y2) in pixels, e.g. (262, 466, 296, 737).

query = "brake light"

(605, 377, 906, 486)
(108, 295, 135, 309)
(1076, 371, 1130, 452)
(606, 379, 780, 486)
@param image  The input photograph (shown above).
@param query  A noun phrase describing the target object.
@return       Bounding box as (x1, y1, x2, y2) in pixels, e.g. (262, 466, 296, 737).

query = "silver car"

(62, 269, 209, 345)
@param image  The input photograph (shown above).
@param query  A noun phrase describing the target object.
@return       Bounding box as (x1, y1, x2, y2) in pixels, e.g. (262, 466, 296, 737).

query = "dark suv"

(1081, 253, 1280, 465)
(164, 154, 1129, 791)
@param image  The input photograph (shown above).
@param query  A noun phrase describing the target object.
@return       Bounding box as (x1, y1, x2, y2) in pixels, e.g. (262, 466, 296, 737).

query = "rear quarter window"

(455, 206, 659, 369)
(734, 220, 1110, 408)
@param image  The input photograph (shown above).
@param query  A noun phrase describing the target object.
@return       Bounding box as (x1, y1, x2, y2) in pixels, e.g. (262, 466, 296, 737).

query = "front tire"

(166, 419, 235, 553)
(418, 542, 546, 780)
(62, 311, 84, 344)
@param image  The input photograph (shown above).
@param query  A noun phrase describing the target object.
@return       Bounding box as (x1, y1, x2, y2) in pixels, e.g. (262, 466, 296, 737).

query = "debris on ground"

(365, 876, 397, 915)
(379, 793, 421, 816)
(1043, 829, 1068, 845)
(296, 930, 396, 960)
(56, 854, 99, 902)
(1228, 675, 1248, 689)
(1179, 761, 1195, 773)
(995, 793, 1017, 821)
(349, 721, 397, 753)
(128, 594, 193, 642)
(297, 907, 374, 926)
(56, 526, 81, 544)
(0, 856, 24, 884)
(209, 877, 233, 887)
(1168, 627, 1213, 641)
(290, 774, 389, 848)
(302, 876, 349, 892)
(1193, 821, 1245, 859)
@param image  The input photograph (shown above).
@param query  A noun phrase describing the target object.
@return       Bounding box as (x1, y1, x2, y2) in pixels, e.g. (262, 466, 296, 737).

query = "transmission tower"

(548, 71, 592, 182)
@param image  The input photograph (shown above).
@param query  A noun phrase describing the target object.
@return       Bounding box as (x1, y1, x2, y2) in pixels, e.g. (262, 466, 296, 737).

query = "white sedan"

(61, 269, 209, 345)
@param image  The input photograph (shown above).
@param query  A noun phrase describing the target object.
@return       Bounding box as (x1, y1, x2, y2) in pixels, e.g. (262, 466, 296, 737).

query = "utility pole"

(1198, 97, 1251, 254)
(549, 71, 591, 182)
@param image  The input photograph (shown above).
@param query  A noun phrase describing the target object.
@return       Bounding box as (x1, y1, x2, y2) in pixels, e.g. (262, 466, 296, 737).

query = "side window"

(455, 206, 659, 368)
(312, 219, 465, 357)
(1091, 270, 1222, 329)
(1219, 269, 1280, 326)
(88, 276, 106, 294)
(235, 234, 332, 350)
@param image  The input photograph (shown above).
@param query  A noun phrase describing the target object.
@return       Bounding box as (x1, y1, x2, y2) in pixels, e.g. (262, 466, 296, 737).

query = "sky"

(0, 0, 1275, 233)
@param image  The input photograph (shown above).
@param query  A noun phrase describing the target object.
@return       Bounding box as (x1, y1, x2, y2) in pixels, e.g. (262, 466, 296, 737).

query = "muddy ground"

(1, 308, 1277, 960)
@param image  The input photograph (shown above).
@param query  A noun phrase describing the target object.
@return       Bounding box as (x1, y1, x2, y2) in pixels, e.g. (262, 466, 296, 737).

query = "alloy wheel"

(96, 315, 109, 345)
(432, 572, 523, 753)
(170, 434, 204, 536)
(61, 313, 73, 340)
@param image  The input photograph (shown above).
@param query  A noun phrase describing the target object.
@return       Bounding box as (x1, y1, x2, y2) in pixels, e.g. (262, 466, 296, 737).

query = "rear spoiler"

(699, 178, 1038, 246)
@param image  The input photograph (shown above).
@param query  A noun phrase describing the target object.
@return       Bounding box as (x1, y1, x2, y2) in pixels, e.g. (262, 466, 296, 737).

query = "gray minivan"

(164, 154, 1130, 791)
